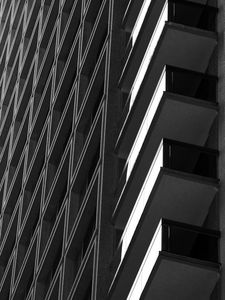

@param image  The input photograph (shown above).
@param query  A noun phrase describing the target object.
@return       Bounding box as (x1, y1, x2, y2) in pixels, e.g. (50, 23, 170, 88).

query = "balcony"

(117, 65, 217, 169)
(116, 0, 218, 161)
(127, 219, 220, 300)
(110, 139, 219, 299)
(120, 0, 217, 91)
(114, 68, 218, 226)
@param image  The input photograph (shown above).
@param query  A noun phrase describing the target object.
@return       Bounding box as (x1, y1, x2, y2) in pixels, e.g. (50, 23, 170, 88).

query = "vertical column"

(218, 0, 225, 299)
(93, 0, 127, 299)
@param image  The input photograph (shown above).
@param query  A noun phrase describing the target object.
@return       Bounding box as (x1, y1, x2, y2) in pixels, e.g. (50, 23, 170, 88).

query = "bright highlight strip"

(132, 0, 153, 45)
(127, 221, 162, 300)
(126, 68, 166, 180)
(130, 2, 168, 109)
(121, 142, 163, 260)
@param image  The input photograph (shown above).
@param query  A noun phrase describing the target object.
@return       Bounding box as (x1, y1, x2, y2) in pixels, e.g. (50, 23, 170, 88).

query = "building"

(0, 0, 222, 299)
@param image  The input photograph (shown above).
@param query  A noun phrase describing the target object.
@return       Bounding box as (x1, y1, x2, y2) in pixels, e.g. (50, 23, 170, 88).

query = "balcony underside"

(140, 252, 220, 300)
(109, 169, 218, 300)
(114, 93, 218, 227)
(123, 0, 216, 35)
(120, 17, 217, 92)
(117, 22, 217, 157)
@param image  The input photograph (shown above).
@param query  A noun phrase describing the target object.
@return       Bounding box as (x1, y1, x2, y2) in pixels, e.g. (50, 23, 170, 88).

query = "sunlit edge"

(126, 67, 166, 180)
(121, 141, 164, 259)
(132, 0, 153, 45)
(127, 220, 162, 300)
(129, 1, 168, 109)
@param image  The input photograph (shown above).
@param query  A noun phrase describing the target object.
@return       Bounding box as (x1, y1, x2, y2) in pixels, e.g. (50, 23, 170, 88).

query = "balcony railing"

(163, 138, 217, 178)
(125, 0, 217, 109)
(123, 66, 217, 181)
(127, 219, 219, 300)
(129, 1, 167, 109)
(120, 139, 217, 261)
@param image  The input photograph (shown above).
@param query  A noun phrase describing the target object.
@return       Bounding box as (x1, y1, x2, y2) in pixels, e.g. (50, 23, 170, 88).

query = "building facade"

(0, 0, 222, 299)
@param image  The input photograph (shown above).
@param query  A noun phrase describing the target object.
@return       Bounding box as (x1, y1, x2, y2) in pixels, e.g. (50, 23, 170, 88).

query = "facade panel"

(0, 0, 222, 299)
